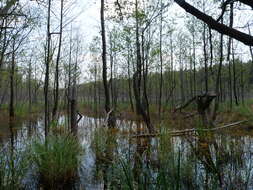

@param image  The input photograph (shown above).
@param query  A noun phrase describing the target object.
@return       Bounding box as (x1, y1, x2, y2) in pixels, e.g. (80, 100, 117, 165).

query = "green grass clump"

(31, 133, 83, 189)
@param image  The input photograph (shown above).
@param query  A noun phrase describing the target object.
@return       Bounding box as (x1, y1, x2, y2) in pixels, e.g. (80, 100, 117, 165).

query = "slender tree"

(52, 0, 64, 120)
(100, 0, 115, 127)
(44, 0, 52, 137)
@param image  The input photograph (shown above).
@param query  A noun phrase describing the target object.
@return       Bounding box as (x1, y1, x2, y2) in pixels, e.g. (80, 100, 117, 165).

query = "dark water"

(1, 115, 253, 189)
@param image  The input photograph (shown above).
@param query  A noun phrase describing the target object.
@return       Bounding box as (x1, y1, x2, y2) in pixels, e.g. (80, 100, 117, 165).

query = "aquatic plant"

(0, 144, 31, 189)
(31, 133, 83, 189)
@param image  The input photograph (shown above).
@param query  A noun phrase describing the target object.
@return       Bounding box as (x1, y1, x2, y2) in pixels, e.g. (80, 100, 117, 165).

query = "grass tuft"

(31, 133, 83, 189)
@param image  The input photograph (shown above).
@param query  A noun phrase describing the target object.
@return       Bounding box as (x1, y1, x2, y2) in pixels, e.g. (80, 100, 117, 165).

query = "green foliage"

(234, 105, 253, 118)
(15, 103, 43, 117)
(31, 134, 83, 189)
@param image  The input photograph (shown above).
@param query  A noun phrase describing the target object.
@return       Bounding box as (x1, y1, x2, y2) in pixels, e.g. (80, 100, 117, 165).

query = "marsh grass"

(92, 127, 198, 189)
(31, 133, 83, 189)
(0, 144, 31, 189)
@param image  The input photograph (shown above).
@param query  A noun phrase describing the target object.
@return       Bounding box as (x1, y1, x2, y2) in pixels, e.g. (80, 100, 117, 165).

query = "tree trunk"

(203, 23, 208, 93)
(158, 0, 163, 118)
(9, 39, 15, 118)
(44, 0, 51, 137)
(71, 39, 79, 135)
(28, 58, 32, 114)
(127, 40, 134, 112)
(232, 41, 238, 105)
(132, 0, 154, 134)
(100, 0, 115, 127)
(52, 0, 63, 120)
(212, 18, 224, 121)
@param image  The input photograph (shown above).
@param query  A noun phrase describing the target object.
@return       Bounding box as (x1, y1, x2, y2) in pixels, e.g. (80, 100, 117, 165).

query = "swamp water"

(0, 115, 253, 189)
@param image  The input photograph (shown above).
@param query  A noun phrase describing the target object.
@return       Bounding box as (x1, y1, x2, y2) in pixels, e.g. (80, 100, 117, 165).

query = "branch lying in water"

(131, 120, 248, 138)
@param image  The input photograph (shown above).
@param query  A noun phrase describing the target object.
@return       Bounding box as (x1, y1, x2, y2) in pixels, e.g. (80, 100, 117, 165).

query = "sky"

(73, 0, 186, 82)
(73, 0, 252, 81)
(75, 0, 185, 44)
(19, 0, 253, 83)
(75, 0, 101, 44)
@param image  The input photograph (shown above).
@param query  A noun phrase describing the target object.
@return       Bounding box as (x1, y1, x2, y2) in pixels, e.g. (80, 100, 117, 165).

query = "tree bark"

(132, 0, 154, 134)
(212, 18, 224, 121)
(44, 0, 51, 137)
(100, 0, 115, 127)
(52, 0, 63, 120)
(158, 0, 163, 118)
(127, 39, 134, 112)
(9, 38, 15, 118)
(174, 0, 253, 46)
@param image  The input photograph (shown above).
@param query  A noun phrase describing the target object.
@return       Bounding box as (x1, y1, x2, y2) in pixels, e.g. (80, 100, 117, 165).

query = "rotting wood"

(131, 120, 248, 138)
(103, 109, 114, 127)
(174, 93, 217, 126)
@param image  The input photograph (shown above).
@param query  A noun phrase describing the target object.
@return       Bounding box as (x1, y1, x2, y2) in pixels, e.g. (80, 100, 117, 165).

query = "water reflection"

(0, 115, 253, 189)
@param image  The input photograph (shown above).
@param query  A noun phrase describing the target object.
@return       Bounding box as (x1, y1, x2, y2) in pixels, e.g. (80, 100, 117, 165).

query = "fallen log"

(131, 120, 248, 138)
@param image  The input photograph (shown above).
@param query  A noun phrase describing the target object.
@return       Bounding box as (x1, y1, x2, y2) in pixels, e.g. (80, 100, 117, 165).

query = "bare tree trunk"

(170, 32, 175, 108)
(94, 62, 97, 115)
(44, 0, 52, 137)
(203, 23, 208, 93)
(179, 41, 185, 103)
(132, 0, 154, 134)
(240, 61, 245, 105)
(127, 40, 134, 112)
(52, 0, 63, 120)
(192, 30, 196, 97)
(208, 27, 213, 72)
(158, 0, 163, 118)
(0, 21, 7, 70)
(9, 38, 15, 118)
(67, 29, 72, 130)
(100, 0, 115, 127)
(232, 40, 238, 105)
(212, 18, 224, 121)
(227, 2, 234, 109)
(28, 58, 32, 114)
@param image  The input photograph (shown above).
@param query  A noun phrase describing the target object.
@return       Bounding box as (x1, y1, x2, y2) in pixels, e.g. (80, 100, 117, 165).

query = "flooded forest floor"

(0, 101, 253, 189)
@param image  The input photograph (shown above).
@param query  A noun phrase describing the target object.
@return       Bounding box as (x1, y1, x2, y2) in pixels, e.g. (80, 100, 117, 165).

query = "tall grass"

(31, 133, 83, 189)
(0, 144, 31, 189)
(92, 127, 197, 189)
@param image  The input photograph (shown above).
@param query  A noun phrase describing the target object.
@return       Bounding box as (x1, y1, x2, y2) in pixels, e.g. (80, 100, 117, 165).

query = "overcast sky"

(24, 0, 252, 83)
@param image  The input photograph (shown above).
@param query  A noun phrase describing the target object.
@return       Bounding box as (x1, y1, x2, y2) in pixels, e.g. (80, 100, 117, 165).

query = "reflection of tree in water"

(9, 119, 15, 188)
(187, 133, 251, 189)
(92, 127, 118, 189)
(90, 119, 253, 189)
(27, 119, 37, 137)
(133, 121, 151, 188)
(189, 134, 224, 188)
(103, 128, 117, 189)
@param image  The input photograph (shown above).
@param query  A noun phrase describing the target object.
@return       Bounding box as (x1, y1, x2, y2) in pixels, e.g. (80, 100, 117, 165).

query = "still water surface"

(1, 115, 253, 189)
